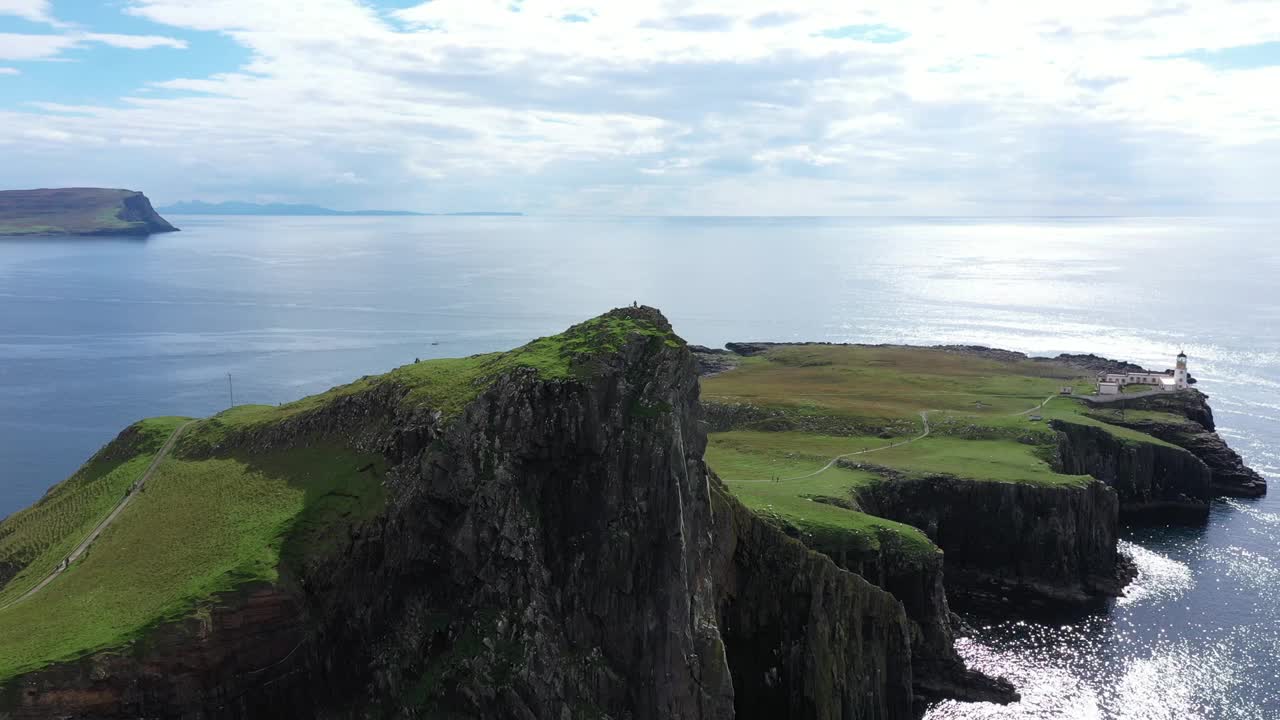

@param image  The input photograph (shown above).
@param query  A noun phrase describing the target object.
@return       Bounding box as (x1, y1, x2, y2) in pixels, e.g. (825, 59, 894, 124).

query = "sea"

(0, 215, 1275, 718)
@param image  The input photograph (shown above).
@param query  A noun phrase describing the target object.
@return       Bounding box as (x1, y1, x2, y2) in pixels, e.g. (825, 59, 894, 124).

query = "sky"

(1, 0, 1279, 215)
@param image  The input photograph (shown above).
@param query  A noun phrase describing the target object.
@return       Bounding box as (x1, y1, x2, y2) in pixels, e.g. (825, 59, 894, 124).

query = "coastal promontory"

(0, 309, 1264, 718)
(0, 188, 178, 237)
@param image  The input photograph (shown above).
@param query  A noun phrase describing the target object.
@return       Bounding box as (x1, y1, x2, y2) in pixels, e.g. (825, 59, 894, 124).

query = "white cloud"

(83, 33, 187, 50)
(1, 0, 1279, 213)
(0, 32, 77, 60)
(0, 0, 53, 23)
(0, 67, 20, 75)
(0, 30, 186, 59)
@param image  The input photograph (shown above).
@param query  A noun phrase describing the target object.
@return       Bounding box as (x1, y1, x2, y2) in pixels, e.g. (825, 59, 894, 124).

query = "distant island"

(160, 200, 523, 217)
(0, 188, 178, 237)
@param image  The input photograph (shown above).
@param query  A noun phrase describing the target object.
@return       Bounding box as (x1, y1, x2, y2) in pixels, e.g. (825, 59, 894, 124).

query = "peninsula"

(0, 308, 1264, 719)
(0, 188, 178, 237)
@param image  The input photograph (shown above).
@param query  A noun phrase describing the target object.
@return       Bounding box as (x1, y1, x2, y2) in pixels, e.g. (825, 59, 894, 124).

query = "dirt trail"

(735, 410, 935, 485)
(733, 392, 1061, 485)
(0, 421, 194, 611)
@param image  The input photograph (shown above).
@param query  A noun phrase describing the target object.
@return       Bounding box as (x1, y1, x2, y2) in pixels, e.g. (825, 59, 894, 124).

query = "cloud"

(639, 14, 735, 32)
(0, 32, 79, 60)
(83, 33, 187, 50)
(816, 24, 909, 43)
(749, 12, 801, 29)
(0, 30, 185, 60)
(0, 67, 19, 75)
(0, 0, 53, 23)
(0, 0, 1278, 214)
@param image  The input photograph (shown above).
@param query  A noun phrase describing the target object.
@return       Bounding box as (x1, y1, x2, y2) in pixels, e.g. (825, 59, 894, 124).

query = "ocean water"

(0, 215, 1275, 717)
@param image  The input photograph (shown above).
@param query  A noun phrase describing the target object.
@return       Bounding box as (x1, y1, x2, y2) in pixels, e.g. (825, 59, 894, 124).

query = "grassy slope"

(0, 310, 681, 681)
(0, 188, 166, 236)
(702, 345, 1183, 558)
(0, 447, 385, 680)
(0, 417, 189, 603)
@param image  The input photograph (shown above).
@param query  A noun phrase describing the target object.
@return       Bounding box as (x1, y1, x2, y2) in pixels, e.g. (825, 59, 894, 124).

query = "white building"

(1097, 352, 1189, 395)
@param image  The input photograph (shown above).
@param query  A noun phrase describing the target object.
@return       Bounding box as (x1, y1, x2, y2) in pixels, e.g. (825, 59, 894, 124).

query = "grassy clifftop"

(701, 344, 1191, 564)
(0, 308, 682, 681)
(0, 188, 178, 236)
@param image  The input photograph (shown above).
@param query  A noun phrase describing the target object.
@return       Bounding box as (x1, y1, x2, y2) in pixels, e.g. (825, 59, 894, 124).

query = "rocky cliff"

(1092, 391, 1267, 498)
(786, 503, 1015, 705)
(0, 188, 177, 236)
(1051, 420, 1212, 522)
(4, 308, 969, 719)
(849, 468, 1131, 614)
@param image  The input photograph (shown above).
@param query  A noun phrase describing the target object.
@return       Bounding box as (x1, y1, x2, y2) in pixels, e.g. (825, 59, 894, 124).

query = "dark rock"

(933, 345, 1031, 363)
(711, 482, 917, 719)
(724, 342, 775, 356)
(850, 467, 1130, 614)
(797, 521, 1017, 706)
(1051, 420, 1212, 523)
(690, 345, 741, 376)
(1088, 391, 1266, 498)
(1047, 354, 1147, 375)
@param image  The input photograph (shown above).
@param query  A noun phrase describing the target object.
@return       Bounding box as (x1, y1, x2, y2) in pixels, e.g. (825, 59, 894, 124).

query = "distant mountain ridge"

(0, 188, 178, 237)
(160, 201, 522, 217)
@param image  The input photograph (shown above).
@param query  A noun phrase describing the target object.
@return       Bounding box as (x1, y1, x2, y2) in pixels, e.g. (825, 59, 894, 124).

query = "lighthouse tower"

(1174, 351, 1189, 389)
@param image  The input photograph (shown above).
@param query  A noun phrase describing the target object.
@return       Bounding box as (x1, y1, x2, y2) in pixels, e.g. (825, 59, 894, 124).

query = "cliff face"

(797, 515, 1014, 705)
(0, 188, 177, 236)
(1104, 392, 1267, 498)
(1051, 421, 1212, 522)
(852, 470, 1130, 613)
(711, 484, 916, 719)
(3, 308, 932, 720)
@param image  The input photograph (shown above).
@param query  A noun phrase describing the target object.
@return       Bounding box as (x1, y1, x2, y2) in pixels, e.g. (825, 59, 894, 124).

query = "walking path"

(0, 421, 194, 611)
(1014, 394, 1058, 416)
(734, 393, 1066, 485)
(735, 410, 936, 485)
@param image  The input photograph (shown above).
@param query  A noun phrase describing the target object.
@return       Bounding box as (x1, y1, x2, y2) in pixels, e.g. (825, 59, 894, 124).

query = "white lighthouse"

(1097, 351, 1191, 394)
(1174, 351, 1189, 389)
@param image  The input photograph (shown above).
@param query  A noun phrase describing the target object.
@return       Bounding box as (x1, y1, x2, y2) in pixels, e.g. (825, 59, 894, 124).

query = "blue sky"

(1, 0, 1279, 215)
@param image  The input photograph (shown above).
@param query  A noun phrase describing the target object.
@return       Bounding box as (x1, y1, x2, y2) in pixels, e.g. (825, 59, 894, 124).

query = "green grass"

(709, 430, 1092, 487)
(0, 445, 385, 681)
(700, 345, 1188, 566)
(0, 417, 189, 603)
(703, 345, 1083, 425)
(1085, 408, 1191, 426)
(186, 310, 683, 445)
(706, 444, 936, 562)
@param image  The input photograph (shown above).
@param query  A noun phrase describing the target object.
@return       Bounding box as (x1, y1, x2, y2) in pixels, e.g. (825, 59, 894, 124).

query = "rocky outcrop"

(1112, 392, 1267, 498)
(1051, 420, 1211, 522)
(689, 345, 740, 377)
(711, 484, 917, 719)
(3, 308, 961, 720)
(850, 468, 1131, 613)
(791, 513, 1016, 706)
